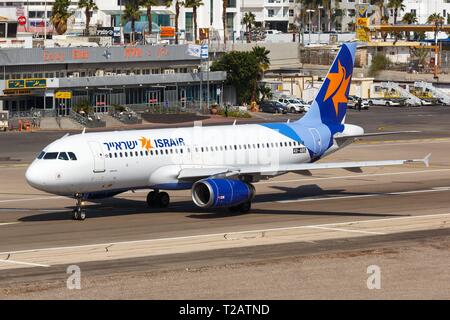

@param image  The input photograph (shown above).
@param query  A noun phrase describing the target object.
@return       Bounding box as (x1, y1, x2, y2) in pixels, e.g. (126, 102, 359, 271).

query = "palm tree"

(185, 0, 204, 43)
(251, 46, 270, 101)
(296, 0, 316, 32)
(370, 0, 387, 24)
(78, 0, 98, 36)
(317, 0, 332, 32)
(51, 0, 72, 35)
(402, 12, 417, 40)
(387, 0, 405, 24)
(428, 13, 445, 42)
(140, 0, 158, 35)
(123, 0, 141, 43)
(175, 1, 182, 44)
(223, 0, 228, 45)
(427, 13, 445, 25)
(166, 0, 182, 44)
(242, 12, 255, 43)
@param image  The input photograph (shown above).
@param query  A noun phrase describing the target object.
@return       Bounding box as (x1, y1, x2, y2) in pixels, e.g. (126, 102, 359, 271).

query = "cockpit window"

(58, 152, 69, 161)
(37, 151, 45, 159)
(43, 152, 58, 160)
(68, 152, 77, 160)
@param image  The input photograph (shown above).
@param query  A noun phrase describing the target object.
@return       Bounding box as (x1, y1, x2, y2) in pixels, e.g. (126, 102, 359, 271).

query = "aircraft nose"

(25, 163, 46, 189)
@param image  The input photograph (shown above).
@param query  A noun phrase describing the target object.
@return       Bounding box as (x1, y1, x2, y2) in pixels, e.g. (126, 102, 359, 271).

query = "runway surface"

(1, 107, 450, 298)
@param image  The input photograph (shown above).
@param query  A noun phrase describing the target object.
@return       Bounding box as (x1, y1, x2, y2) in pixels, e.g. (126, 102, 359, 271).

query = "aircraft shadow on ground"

(17, 184, 404, 222)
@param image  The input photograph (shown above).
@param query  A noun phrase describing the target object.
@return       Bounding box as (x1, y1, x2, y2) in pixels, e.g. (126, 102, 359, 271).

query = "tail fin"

(299, 43, 357, 132)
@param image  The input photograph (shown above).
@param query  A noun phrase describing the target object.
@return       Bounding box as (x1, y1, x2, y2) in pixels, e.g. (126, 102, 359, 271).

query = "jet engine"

(192, 178, 255, 209)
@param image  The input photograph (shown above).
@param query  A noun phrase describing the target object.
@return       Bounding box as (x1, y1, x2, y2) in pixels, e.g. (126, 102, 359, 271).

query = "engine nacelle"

(192, 178, 255, 208)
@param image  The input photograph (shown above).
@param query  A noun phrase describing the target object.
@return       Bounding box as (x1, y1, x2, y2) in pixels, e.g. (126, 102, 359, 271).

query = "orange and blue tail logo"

(299, 43, 356, 132)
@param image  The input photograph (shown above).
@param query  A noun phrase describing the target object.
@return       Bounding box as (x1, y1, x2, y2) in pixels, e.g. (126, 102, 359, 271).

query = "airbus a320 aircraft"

(26, 43, 430, 220)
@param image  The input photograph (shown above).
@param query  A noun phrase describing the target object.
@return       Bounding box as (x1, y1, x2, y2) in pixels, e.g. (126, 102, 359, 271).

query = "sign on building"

(355, 4, 370, 18)
(201, 44, 209, 59)
(55, 91, 72, 99)
(96, 27, 114, 37)
(160, 27, 175, 38)
(7, 78, 47, 89)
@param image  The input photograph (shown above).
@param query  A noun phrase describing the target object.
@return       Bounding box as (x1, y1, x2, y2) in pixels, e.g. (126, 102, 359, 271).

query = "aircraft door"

(88, 141, 106, 173)
(309, 128, 323, 156)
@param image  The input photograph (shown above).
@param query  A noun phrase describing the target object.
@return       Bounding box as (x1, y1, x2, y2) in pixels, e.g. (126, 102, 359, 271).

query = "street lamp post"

(306, 9, 315, 44)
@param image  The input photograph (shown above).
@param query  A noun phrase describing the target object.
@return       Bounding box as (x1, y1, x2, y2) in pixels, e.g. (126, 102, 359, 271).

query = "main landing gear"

(228, 201, 252, 214)
(147, 190, 170, 208)
(73, 196, 86, 221)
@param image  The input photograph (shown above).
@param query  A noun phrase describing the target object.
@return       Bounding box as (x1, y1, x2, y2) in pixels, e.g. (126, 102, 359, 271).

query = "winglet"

(406, 153, 431, 167)
(423, 153, 432, 168)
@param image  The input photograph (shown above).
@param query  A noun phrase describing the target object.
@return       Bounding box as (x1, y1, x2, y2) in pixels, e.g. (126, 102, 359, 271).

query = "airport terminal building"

(0, 44, 228, 116)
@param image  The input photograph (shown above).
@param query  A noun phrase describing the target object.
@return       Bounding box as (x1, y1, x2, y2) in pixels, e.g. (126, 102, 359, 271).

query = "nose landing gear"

(73, 196, 86, 221)
(147, 190, 170, 208)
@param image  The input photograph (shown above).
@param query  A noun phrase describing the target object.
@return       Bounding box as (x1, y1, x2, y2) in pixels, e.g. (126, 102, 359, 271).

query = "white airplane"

(25, 43, 430, 220)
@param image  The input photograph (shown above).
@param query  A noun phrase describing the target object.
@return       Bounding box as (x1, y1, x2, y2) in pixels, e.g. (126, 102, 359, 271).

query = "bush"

(217, 108, 252, 118)
(369, 54, 391, 77)
(72, 99, 92, 114)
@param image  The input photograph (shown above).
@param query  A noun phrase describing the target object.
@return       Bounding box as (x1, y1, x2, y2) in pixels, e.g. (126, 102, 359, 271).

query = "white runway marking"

(0, 259, 50, 268)
(0, 196, 64, 204)
(0, 222, 19, 226)
(277, 187, 450, 203)
(257, 168, 450, 185)
(306, 226, 386, 235)
(1, 212, 450, 257)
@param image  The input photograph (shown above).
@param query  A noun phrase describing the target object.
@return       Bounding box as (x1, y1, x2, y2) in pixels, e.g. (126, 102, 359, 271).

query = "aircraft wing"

(177, 154, 431, 180)
(334, 131, 420, 142)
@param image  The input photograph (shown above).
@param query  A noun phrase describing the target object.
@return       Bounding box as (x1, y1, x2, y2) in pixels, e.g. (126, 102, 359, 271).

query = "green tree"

(140, 0, 158, 35)
(387, 0, 405, 24)
(78, 0, 98, 36)
(211, 51, 260, 104)
(242, 12, 256, 43)
(428, 13, 445, 41)
(369, 53, 391, 77)
(371, 0, 388, 23)
(123, 0, 141, 43)
(165, 0, 183, 43)
(402, 12, 417, 40)
(184, 0, 204, 43)
(252, 46, 271, 100)
(427, 13, 445, 25)
(51, 0, 72, 35)
(258, 86, 273, 101)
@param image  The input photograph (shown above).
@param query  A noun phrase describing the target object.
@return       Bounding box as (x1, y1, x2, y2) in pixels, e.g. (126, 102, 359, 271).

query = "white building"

(0, 0, 106, 37)
(395, 0, 450, 25)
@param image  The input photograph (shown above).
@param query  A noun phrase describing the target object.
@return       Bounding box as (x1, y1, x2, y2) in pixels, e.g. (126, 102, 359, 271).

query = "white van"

(0, 111, 8, 131)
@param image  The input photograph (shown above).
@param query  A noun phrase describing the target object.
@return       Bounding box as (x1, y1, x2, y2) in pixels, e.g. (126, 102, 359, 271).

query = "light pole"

(306, 9, 315, 44)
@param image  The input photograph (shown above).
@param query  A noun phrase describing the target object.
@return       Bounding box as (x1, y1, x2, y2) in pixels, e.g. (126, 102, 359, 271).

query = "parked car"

(368, 98, 404, 107)
(265, 30, 282, 35)
(347, 95, 369, 110)
(259, 101, 288, 114)
(278, 98, 310, 113)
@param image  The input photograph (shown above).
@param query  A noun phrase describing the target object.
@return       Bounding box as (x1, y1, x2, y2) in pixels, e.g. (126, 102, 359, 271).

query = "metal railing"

(69, 110, 106, 128)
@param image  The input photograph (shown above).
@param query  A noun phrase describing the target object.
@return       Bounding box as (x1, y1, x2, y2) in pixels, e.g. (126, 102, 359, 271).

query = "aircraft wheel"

(146, 191, 157, 207)
(157, 192, 170, 208)
(73, 208, 86, 221)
